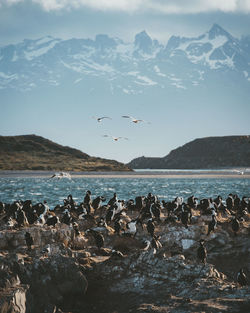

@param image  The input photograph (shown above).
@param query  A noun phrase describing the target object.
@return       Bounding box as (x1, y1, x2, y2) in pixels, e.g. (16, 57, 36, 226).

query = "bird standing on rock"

(237, 268, 248, 286)
(197, 240, 207, 264)
(72, 222, 80, 236)
(146, 219, 155, 237)
(86, 229, 104, 250)
(25, 232, 34, 251)
(231, 216, 240, 236)
(181, 205, 190, 229)
(207, 215, 217, 236)
(114, 219, 122, 235)
(151, 235, 162, 254)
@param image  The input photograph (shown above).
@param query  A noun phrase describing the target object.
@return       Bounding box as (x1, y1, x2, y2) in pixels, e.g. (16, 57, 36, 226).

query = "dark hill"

(0, 135, 131, 171)
(127, 136, 250, 169)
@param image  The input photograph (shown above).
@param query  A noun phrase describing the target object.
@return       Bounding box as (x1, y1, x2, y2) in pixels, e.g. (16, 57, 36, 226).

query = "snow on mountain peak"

(0, 25, 249, 93)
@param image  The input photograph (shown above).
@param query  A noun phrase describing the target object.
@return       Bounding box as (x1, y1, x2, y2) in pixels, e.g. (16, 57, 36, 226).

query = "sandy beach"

(0, 170, 250, 179)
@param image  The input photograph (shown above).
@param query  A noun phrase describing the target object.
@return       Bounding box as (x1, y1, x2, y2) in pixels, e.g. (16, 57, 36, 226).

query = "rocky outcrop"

(0, 211, 250, 313)
(0, 263, 28, 313)
(127, 135, 250, 169)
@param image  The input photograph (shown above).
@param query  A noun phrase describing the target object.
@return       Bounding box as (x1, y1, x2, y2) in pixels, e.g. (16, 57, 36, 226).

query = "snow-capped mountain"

(0, 24, 249, 94)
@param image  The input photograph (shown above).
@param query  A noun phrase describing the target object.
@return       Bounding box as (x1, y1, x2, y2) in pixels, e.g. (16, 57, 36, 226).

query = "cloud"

(1, 0, 250, 13)
(0, 0, 23, 5)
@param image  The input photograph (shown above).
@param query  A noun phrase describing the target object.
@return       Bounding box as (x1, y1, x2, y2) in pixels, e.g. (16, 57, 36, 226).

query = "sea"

(0, 169, 249, 208)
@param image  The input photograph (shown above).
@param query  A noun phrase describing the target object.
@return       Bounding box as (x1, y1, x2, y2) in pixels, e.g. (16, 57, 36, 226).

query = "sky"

(1, 0, 250, 164)
(1, 0, 250, 45)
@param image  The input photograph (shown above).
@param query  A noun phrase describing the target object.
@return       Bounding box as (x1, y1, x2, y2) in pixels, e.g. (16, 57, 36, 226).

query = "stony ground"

(0, 208, 250, 313)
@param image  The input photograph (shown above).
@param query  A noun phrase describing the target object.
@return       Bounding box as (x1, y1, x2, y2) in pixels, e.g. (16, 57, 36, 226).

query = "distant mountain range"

(0, 23, 249, 97)
(0, 135, 131, 171)
(127, 136, 250, 169)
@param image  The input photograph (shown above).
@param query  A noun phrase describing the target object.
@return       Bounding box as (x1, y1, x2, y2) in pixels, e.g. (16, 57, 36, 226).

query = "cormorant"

(232, 216, 240, 236)
(25, 232, 34, 251)
(146, 219, 155, 237)
(237, 268, 248, 286)
(87, 229, 104, 250)
(207, 215, 217, 236)
(197, 240, 207, 264)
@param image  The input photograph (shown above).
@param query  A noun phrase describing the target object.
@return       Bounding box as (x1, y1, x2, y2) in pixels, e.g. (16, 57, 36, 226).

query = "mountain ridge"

(127, 136, 250, 169)
(0, 24, 249, 94)
(0, 134, 132, 171)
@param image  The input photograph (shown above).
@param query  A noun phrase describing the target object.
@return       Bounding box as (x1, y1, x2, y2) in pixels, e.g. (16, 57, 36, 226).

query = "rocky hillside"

(0, 134, 131, 171)
(127, 135, 250, 169)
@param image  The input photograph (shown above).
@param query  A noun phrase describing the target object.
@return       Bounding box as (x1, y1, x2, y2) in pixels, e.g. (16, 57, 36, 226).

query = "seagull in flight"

(50, 172, 71, 179)
(122, 115, 150, 124)
(233, 169, 245, 175)
(92, 116, 112, 122)
(103, 135, 128, 141)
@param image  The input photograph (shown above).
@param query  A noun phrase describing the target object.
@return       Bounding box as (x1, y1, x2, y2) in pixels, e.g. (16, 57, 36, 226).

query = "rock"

(1, 211, 250, 313)
(181, 239, 196, 250)
(0, 287, 28, 313)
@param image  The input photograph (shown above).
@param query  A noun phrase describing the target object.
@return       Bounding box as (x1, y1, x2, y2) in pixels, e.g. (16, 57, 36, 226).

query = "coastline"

(0, 170, 250, 179)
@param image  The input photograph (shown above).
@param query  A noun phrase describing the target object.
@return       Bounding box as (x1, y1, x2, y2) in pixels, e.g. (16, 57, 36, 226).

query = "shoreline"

(0, 170, 250, 179)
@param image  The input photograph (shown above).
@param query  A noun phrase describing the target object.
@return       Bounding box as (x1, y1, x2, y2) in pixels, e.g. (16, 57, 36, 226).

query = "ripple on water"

(0, 177, 249, 207)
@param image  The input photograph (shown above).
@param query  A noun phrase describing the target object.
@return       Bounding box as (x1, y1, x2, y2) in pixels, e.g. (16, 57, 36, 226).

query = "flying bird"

(122, 115, 150, 124)
(232, 169, 245, 175)
(50, 172, 71, 180)
(103, 135, 128, 141)
(92, 116, 112, 122)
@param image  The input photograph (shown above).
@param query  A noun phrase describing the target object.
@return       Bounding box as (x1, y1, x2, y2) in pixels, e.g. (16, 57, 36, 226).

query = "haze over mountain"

(1, 24, 250, 163)
(127, 136, 250, 169)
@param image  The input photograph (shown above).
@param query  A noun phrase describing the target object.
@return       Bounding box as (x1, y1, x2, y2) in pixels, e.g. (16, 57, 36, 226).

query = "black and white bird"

(114, 219, 122, 235)
(237, 268, 248, 286)
(86, 229, 104, 250)
(151, 236, 162, 254)
(72, 222, 80, 237)
(231, 216, 240, 236)
(25, 232, 34, 251)
(197, 240, 207, 264)
(149, 203, 161, 222)
(106, 207, 115, 224)
(146, 219, 155, 237)
(125, 219, 138, 237)
(111, 249, 124, 259)
(141, 239, 151, 251)
(207, 215, 217, 236)
(45, 214, 59, 227)
(181, 205, 190, 229)
(42, 244, 51, 257)
(122, 115, 150, 124)
(92, 116, 112, 122)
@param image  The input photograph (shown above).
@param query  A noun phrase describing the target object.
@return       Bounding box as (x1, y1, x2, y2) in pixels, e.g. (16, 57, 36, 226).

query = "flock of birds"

(0, 190, 249, 286)
(92, 115, 150, 141)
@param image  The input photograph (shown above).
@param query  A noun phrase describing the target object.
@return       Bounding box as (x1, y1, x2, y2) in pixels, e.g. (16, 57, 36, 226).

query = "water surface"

(0, 177, 249, 208)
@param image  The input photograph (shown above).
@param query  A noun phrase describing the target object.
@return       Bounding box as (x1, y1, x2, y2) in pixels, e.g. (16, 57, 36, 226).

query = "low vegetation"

(0, 135, 131, 171)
